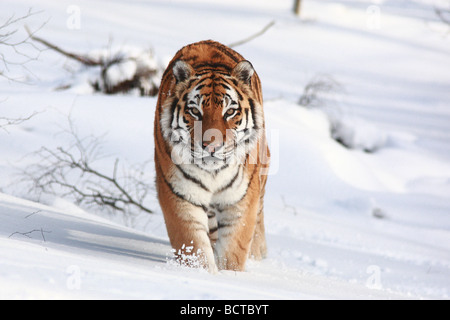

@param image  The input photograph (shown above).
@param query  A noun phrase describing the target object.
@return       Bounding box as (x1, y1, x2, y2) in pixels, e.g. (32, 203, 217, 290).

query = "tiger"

(154, 40, 270, 272)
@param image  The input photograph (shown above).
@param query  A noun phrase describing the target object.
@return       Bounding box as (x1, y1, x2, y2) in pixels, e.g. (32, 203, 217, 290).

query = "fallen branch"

(9, 228, 51, 241)
(25, 25, 99, 66)
(228, 20, 275, 48)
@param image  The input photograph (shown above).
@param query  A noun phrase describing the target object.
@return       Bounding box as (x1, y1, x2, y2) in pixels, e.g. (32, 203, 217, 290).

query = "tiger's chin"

(192, 155, 229, 172)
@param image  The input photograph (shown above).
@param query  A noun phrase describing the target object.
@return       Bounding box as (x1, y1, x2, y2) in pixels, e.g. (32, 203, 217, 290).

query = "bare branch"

(24, 25, 101, 66)
(0, 9, 47, 81)
(9, 228, 51, 241)
(228, 20, 275, 48)
(0, 110, 40, 133)
(19, 119, 155, 217)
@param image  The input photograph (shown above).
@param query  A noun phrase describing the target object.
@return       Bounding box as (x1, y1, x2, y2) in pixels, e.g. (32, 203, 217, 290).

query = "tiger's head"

(160, 60, 263, 172)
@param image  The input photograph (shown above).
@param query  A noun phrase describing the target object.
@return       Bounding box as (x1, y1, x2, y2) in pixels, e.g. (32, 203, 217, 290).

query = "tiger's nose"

(202, 140, 223, 154)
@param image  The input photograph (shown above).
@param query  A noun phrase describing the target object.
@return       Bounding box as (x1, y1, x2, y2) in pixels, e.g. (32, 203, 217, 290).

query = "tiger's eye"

(225, 109, 235, 116)
(189, 107, 200, 115)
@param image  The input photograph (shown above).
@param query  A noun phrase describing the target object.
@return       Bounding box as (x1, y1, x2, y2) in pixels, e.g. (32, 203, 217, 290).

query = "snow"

(1, 0, 450, 299)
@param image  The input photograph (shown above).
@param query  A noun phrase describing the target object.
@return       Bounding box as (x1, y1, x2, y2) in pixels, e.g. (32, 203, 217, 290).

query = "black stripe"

(175, 164, 210, 192)
(207, 211, 216, 218)
(244, 108, 249, 129)
(210, 166, 254, 210)
(195, 75, 212, 84)
(217, 166, 241, 193)
(209, 226, 218, 234)
(257, 206, 263, 215)
(237, 240, 246, 251)
(248, 98, 258, 129)
(169, 98, 179, 128)
(217, 221, 234, 229)
(233, 164, 258, 205)
(235, 88, 243, 101)
(187, 77, 200, 88)
(157, 162, 205, 209)
(172, 104, 183, 131)
(191, 221, 208, 233)
(218, 82, 231, 90)
(207, 41, 240, 63)
(194, 71, 231, 78)
(194, 162, 228, 174)
(194, 62, 232, 72)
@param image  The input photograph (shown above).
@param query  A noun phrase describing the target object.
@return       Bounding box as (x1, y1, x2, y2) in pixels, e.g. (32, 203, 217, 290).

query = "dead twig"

(228, 20, 275, 48)
(24, 25, 100, 66)
(0, 9, 47, 81)
(9, 228, 51, 241)
(0, 110, 40, 133)
(20, 117, 155, 217)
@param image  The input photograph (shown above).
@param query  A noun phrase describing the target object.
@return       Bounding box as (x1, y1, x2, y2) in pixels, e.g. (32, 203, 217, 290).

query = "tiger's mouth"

(189, 129, 258, 167)
(191, 144, 229, 169)
(167, 125, 259, 170)
(202, 155, 223, 162)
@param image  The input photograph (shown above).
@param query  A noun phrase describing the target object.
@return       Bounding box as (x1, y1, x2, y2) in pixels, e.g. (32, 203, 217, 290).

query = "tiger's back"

(154, 40, 269, 272)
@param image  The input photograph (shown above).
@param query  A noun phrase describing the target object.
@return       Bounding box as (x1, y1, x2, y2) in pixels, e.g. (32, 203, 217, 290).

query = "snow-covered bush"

(85, 45, 162, 96)
(330, 115, 387, 153)
(27, 30, 163, 96)
(298, 74, 386, 153)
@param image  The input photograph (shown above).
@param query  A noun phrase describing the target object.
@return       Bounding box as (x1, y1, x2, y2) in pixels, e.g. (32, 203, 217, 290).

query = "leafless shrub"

(0, 110, 40, 132)
(19, 118, 155, 218)
(298, 74, 343, 108)
(297, 74, 386, 153)
(0, 9, 45, 81)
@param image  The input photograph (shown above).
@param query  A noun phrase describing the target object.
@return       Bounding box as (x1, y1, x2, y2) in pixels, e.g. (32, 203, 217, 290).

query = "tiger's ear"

(173, 60, 193, 84)
(232, 60, 254, 85)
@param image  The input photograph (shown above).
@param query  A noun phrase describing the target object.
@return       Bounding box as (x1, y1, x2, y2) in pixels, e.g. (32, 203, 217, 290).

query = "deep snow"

(1, 0, 450, 299)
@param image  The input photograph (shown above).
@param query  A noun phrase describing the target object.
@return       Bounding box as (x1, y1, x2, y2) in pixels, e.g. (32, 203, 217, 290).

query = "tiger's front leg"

(212, 192, 259, 271)
(249, 205, 267, 260)
(166, 203, 218, 273)
(157, 177, 218, 273)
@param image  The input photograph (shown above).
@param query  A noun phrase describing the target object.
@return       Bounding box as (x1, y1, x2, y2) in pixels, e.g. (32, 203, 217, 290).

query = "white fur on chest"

(170, 163, 248, 207)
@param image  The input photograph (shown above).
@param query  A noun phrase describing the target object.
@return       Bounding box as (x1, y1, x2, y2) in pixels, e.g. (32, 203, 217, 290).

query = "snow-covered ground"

(1, 0, 450, 299)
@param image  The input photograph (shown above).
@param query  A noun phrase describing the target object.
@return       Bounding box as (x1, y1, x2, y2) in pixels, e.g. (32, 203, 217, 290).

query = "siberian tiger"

(154, 40, 270, 272)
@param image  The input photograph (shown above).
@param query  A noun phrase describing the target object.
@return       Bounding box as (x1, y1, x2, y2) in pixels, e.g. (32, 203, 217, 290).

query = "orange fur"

(154, 40, 269, 272)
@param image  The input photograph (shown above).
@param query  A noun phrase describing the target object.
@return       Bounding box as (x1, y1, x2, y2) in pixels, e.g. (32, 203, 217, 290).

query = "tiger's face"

(161, 60, 263, 172)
